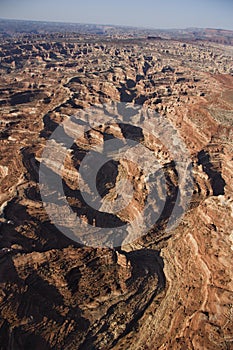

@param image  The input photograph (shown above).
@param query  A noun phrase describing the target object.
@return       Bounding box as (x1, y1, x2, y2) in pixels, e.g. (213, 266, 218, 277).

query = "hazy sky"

(0, 0, 232, 30)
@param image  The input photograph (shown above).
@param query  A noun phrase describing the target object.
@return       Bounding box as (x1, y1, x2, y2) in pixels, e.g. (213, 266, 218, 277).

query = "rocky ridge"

(0, 33, 232, 349)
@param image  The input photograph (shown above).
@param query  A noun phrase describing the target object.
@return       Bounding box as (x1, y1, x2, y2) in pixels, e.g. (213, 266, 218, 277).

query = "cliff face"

(0, 34, 232, 349)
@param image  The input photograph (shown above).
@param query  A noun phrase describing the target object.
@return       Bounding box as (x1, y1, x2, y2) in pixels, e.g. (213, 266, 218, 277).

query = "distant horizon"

(0, 17, 232, 33)
(0, 0, 232, 31)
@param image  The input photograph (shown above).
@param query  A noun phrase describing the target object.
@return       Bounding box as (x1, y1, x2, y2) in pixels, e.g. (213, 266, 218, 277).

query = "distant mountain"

(0, 18, 233, 45)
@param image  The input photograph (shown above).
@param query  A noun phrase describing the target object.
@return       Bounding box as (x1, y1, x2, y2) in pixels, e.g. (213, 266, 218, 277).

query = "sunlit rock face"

(0, 27, 232, 350)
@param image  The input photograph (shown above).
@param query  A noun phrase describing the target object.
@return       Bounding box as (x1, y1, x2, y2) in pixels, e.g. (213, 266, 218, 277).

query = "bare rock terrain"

(0, 27, 232, 349)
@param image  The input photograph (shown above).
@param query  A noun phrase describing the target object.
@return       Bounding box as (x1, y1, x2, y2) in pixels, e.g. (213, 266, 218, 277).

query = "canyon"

(0, 23, 233, 349)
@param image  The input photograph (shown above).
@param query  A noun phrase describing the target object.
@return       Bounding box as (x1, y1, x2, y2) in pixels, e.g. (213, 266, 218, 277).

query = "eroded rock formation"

(0, 30, 232, 349)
